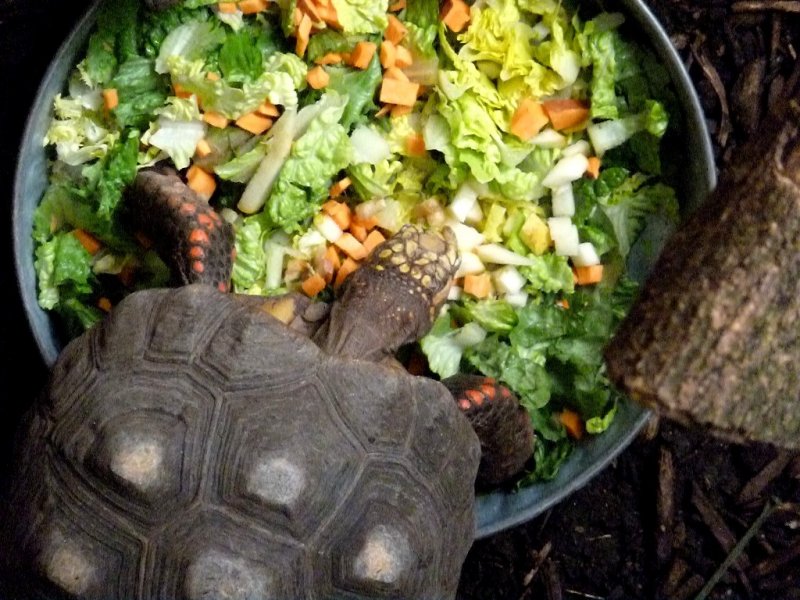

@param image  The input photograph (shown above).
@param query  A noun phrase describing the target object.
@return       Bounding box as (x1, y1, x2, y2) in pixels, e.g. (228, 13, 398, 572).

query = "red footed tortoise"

(1, 167, 534, 599)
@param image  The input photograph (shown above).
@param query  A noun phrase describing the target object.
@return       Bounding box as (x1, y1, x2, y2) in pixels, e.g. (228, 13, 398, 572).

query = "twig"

(693, 501, 775, 600)
(737, 450, 792, 504)
(656, 447, 676, 568)
(521, 541, 552, 588)
(750, 538, 800, 579)
(691, 41, 732, 147)
(542, 559, 563, 600)
(732, 1, 800, 13)
(660, 557, 690, 600)
(691, 484, 751, 569)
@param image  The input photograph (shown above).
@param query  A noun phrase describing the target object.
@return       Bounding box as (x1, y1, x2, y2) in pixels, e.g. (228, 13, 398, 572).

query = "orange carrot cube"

(586, 156, 601, 179)
(187, 165, 217, 202)
(329, 177, 352, 197)
(394, 45, 413, 68)
(203, 111, 229, 129)
(509, 98, 549, 141)
(102, 88, 118, 110)
(385, 14, 407, 45)
(380, 41, 397, 69)
(363, 230, 386, 254)
(350, 41, 377, 70)
(335, 257, 359, 287)
(441, 0, 471, 32)
(195, 139, 213, 158)
(542, 99, 590, 131)
(379, 78, 419, 107)
(301, 273, 327, 297)
(235, 112, 273, 135)
(72, 229, 102, 255)
(463, 273, 492, 298)
(306, 65, 330, 89)
(334, 233, 367, 260)
(574, 264, 604, 285)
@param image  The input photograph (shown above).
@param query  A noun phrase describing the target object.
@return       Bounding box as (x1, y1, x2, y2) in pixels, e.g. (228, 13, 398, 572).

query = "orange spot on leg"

(180, 203, 197, 216)
(189, 229, 209, 244)
(197, 213, 215, 229)
(217, 281, 229, 292)
(458, 399, 471, 411)
(189, 246, 205, 259)
(480, 384, 497, 400)
(192, 261, 205, 274)
(465, 389, 484, 406)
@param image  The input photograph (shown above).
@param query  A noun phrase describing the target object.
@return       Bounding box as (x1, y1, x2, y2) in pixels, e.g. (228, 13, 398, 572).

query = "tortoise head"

(314, 224, 459, 362)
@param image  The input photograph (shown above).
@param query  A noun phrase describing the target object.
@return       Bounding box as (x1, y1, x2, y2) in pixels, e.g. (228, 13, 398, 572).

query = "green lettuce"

(265, 93, 353, 231)
(331, 0, 389, 34)
(35, 232, 95, 310)
(232, 219, 266, 291)
(110, 56, 170, 129)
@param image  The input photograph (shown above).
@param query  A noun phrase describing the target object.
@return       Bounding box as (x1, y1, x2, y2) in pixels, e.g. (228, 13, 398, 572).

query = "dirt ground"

(458, 1, 800, 598)
(1, 1, 799, 599)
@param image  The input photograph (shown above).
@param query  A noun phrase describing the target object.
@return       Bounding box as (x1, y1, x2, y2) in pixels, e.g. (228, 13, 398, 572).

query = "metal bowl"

(12, 0, 715, 539)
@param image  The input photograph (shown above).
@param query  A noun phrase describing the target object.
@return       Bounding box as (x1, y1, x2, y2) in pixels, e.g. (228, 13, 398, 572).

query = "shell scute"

(209, 380, 365, 541)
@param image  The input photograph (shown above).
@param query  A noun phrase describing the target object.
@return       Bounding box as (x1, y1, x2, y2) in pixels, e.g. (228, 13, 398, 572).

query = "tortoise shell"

(2, 285, 480, 599)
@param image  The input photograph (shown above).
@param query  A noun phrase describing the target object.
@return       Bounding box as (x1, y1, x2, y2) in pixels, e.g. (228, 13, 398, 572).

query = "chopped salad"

(34, 0, 682, 486)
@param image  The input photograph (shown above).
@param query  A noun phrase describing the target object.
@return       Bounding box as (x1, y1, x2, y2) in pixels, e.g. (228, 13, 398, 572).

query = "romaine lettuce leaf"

(331, 0, 389, 34)
(35, 232, 95, 310)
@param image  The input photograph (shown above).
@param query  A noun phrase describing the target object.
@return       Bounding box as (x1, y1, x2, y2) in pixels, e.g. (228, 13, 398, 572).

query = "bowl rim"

(12, 0, 716, 540)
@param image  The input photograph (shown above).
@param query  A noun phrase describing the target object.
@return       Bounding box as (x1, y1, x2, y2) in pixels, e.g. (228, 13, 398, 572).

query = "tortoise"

(0, 167, 534, 599)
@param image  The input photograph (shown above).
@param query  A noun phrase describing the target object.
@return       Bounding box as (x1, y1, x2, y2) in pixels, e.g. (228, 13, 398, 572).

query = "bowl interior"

(12, 0, 715, 539)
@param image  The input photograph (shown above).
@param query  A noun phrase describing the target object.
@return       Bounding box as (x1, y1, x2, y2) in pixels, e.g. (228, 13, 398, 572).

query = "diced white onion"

(476, 244, 535, 266)
(551, 184, 575, 217)
(447, 285, 463, 301)
(465, 199, 483, 225)
(446, 221, 485, 251)
(314, 213, 343, 243)
(529, 128, 567, 148)
(350, 126, 391, 165)
(572, 242, 601, 267)
(455, 251, 485, 278)
(220, 207, 240, 224)
(548, 217, 580, 257)
(447, 182, 479, 223)
(492, 266, 526, 294)
(542, 154, 589, 189)
(505, 291, 530, 308)
(562, 139, 591, 157)
(355, 198, 386, 219)
(587, 118, 634, 157)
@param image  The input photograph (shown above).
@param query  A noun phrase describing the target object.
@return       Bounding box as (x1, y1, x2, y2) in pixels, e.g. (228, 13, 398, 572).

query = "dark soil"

(458, 1, 800, 598)
(1, 2, 799, 600)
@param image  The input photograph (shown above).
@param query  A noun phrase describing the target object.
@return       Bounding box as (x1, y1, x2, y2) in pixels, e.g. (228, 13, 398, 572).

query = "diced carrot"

(325, 245, 342, 273)
(559, 409, 584, 439)
(509, 98, 549, 141)
(235, 112, 273, 135)
(322, 200, 352, 230)
(97, 297, 113, 313)
(335, 257, 359, 287)
(383, 66, 409, 82)
(334, 233, 367, 260)
(463, 273, 492, 299)
(102, 88, 118, 111)
(239, 0, 268, 13)
(349, 222, 368, 242)
(218, 2, 238, 13)
(349, 41, 377, 70)
(301, 273, 327, 297)
(293, 6, 303, 26)
(203, 111, 229, 129)
(195, 139, 213, 158)
(375, 104, 392, 118)
(542, 99, 590, 131)
(206, 71, 221, 81)
(441, 0, 471, 33)
(390, 104, 413, 118)
(405, 133, 426, 157)
(329, 177, 351, 197)
(307, 65, 330, 89)
(363, 229, 386, 254)
(586, 156, 601, 179)
(173, 83, 192, 99)
(574, 264, 604, 285)
(351, 214, 378, 231)
(72, 229, 102, 255)
(296, 13, 312, 57)
(315, 52, 343, 65)
(555, 298, 570, 310)
(379, 78, 419, 106)
(256, 101, 280, 117)
(317, 3, 340, 28)
(186, 165, 217, 202)
(394, 45, 413, 69)
(385, 14, 407, 45)
(380, 40, 397, 69)
(284, 258, 310, 283)
(389, 0, 406, 11)
(298, 0, 321, 21)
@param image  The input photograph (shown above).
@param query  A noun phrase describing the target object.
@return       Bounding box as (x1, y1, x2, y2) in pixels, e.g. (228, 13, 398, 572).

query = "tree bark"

(604, 87, 800, 449)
